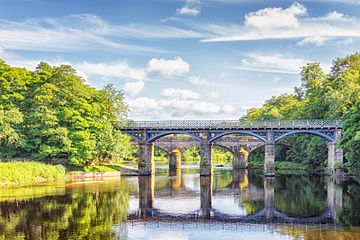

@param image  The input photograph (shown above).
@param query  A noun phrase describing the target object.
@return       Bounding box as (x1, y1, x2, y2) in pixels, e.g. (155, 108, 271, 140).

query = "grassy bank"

(0, 161, 65, 186)
(248, 161, 306, 170)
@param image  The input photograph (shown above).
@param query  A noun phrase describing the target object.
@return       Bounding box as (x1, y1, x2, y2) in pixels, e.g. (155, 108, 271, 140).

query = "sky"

(0, 0, 359, 120)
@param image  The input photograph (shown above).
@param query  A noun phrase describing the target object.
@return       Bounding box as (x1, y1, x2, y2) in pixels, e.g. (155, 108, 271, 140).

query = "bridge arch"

(209, 131, 267, 143)
(213, 144, 236, 156)
(154, 145, 171, 157)
(274, 130, 335, 143)
(148, 131, 202, 143)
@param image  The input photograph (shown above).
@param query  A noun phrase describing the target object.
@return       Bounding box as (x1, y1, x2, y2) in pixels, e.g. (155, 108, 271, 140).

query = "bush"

(0, 161, 65, 185)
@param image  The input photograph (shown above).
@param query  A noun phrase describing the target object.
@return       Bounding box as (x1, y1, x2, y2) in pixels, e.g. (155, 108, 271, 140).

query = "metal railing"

(121, 119, 342, 129)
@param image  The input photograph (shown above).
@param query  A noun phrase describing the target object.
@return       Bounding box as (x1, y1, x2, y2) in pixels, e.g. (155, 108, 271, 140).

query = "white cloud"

(189, 76, 212, 86)
(161, 88, 200, 100)
(128, 97, 159, 112)
(297, 36, 329, 46)
(222, 104, 235, 113)
(0, 14, 206, 54)
(128, 87, 236, 118)
(76, 61, 146, 81)
(123, 81, 145, 97)
(320, 11, 347, 21)
(177, 6, 201, 16)
(200, 3, 360, 45)
(176, 0, 201, 16)
(0, 14, 161, 53)
(238, 53, 308, 74)
(208, 91, 219, 98)
(244, 2, 306, 29)
(0, 47, 39, 69)
(147, 57, 190, 78)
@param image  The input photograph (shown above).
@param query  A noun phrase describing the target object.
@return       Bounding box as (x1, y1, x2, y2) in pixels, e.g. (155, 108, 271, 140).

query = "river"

(1, 165, 360, 239)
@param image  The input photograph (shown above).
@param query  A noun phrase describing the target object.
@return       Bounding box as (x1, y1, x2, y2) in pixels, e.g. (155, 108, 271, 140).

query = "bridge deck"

(121, 119, 342, 131)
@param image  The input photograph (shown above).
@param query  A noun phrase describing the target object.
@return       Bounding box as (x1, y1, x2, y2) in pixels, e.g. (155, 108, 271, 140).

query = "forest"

(0, 53, 359, 174)
(245, 53, 360, 173)
(0, 60, 133, 166)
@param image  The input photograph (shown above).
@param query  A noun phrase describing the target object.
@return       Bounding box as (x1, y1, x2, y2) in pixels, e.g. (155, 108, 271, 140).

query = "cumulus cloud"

(161, 88, 200, 100)
(76, 61, 147, 81)
(176, 0, 201, 16)
(244, 2, 306, 29)
(123, 81, 145, 97)
(128, 87, 236, 118)
(200, 3, 360, 45)
(147, 57, 190, 78)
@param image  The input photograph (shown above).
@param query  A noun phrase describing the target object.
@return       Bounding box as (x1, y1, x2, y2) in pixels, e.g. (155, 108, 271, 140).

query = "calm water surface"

(1, 165, 360, 239)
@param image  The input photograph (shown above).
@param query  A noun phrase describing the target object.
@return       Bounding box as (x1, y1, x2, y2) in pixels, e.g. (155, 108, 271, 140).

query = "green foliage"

(0, 60, 133, 166)
(244, 53, 360, 172)
(341, 100, 360, 173)
(0, 161, 65, 185)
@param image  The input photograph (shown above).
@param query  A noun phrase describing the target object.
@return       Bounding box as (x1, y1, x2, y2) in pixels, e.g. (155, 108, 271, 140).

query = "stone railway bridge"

(120, 119, 343, 176)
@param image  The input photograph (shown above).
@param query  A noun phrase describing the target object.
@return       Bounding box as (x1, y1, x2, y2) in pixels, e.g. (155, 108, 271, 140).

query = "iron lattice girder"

(122, 119, 342, 130)
(121, 119, 342, 143)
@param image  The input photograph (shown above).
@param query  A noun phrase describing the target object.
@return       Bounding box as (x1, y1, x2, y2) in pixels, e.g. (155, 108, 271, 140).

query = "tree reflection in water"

(1, 169, 360, 240)
(0, 180, 130, 240)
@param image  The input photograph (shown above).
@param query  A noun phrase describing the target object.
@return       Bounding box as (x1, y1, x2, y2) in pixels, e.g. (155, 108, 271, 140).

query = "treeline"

(0, 60, 133, 166)
(244, 53, 360, 173)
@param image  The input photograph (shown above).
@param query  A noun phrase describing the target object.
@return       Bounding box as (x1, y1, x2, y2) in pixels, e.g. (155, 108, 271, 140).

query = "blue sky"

(1, 0, 359, 120)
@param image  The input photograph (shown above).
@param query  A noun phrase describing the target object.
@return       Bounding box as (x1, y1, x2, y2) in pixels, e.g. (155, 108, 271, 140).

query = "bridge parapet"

(122, 119, 342, 130)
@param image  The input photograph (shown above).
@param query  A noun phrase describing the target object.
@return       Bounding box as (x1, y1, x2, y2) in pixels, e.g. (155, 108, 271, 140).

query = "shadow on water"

(1, 167, 360, 239)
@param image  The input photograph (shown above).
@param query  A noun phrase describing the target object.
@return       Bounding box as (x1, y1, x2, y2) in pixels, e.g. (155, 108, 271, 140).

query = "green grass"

(0, 161, 65, 186)
(248, 161, 306, 170)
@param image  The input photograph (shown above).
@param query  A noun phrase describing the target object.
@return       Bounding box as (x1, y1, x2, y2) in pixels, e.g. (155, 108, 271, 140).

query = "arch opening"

(148, 131, 202, 143)
(274, 130, 335, 143)
(272, 133, 329, 173)
(210, 131, 267, 143)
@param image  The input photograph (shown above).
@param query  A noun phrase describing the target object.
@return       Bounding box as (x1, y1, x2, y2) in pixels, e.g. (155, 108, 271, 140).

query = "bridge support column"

(264, 177, 275, 221)
(327, 179, 343, 220)
(234, 148, 249, 169)
(138, 175, 155, 217)
(138, 142, 155, 176)
(264, 130, 275, 176)
(327, 129, 343, 174)
(200, 131, 213, 176)
(169, 149, 181, 170)
(200, 176, 213, 218)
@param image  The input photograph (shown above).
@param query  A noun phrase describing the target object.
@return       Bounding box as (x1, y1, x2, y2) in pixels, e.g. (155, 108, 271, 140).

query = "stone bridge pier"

(327, 129, 343, 173)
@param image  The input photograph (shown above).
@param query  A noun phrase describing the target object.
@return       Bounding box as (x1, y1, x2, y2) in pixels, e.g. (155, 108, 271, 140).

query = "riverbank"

(0, 161, 65, 186)
(0, 161, 140, 186)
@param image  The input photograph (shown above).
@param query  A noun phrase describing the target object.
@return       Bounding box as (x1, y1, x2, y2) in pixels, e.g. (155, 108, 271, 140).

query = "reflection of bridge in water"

(128, 170, 343, 224)
(121, 120, 343, 176)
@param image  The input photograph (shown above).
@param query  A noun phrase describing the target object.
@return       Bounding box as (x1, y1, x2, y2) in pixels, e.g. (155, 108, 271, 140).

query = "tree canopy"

(0, 60, 133, 165)
(244, 53, 360, 173)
